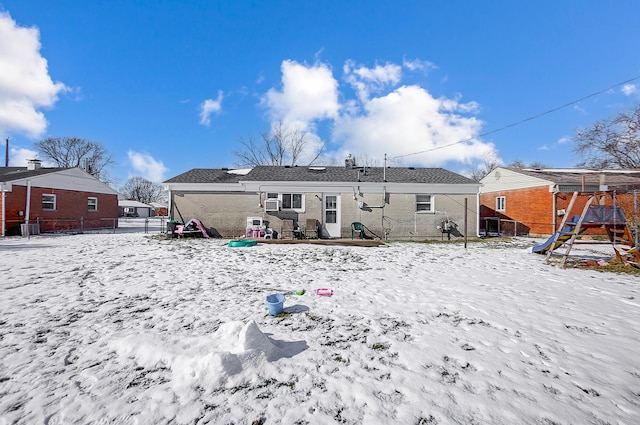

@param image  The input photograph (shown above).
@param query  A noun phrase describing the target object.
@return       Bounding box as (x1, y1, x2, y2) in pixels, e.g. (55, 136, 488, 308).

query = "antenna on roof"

(383, 153, 387, 182)
(5, 138, 8, 167)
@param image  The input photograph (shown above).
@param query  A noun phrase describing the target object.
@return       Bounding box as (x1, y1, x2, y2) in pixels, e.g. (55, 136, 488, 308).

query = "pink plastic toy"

(316, 288, 333, 297)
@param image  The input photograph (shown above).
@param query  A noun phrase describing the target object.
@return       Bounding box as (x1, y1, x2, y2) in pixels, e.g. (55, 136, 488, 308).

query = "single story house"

(118, 199, 154, 218)
(479, 167, 640, 236)
(163, 162, 481, 240)
(1, 160, 120, 236)
(149, 202, 168, 217)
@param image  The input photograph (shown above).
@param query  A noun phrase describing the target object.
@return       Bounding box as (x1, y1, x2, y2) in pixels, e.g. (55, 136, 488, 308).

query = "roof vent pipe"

(383, 153, 387, 182)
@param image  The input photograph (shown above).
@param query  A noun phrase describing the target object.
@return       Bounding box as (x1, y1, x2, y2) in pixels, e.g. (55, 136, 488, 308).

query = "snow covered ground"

(1, 221, 639, 424)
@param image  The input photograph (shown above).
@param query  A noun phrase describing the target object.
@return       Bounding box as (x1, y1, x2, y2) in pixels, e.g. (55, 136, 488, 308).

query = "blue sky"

(1, 1, 639, 188)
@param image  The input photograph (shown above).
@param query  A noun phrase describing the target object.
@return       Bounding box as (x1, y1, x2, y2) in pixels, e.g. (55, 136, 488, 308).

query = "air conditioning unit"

(264, 199, 280, 212)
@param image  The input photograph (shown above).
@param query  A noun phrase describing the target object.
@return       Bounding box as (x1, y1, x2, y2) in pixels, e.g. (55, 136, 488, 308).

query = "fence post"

(634, 189, 638, 248)
(80, 217, 84, 234)
(113, 218, 116, 234)
(145, 218, 149, 234)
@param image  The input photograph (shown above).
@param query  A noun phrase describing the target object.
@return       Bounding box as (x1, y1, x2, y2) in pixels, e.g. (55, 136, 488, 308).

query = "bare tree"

(34, 137, 114, 180)
(469, 158, 501, 181)
(507, 160, 546, 170)
(234, 121, 323, 167)
(508, 160, 527, 169)
(573, 105, 640, 169)
(120, 177, 165, 204)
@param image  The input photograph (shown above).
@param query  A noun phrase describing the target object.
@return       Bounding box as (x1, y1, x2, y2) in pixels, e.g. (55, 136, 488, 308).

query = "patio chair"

(305, 218, 319, 239)
(281, 219, 294, 239)
(351, 222, 365, 239)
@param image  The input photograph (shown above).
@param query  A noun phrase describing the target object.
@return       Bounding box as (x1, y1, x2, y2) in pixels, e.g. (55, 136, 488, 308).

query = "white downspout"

(1, 182, 5, 237)
(25, 180, 31, 238)
(476, 188, 481, 237)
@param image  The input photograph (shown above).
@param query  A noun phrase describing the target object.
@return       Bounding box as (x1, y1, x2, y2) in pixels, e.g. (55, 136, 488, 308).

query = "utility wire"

(393, 75, 640, 160)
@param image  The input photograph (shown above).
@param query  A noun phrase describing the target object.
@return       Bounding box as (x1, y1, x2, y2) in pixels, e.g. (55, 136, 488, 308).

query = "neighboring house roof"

(165, 166, 477, 185)
(149, 202, 168, 209)
(0, 166, 69, 182)
(512, 168, 640, 186)
(0, 166, 119, 195)
(481, 167, 640, 193)
(118, 200, 153, 208)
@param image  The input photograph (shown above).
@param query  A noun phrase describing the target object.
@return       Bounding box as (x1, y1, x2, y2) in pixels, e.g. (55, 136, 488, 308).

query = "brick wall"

(1, 186, 118, 234)
(480, 189, 640, 236)
(173, 192, 325, 238)
(480, 186, 554, 235)
(173, 191, 478, 240)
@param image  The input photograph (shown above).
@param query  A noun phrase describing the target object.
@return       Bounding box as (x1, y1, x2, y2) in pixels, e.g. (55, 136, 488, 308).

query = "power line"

(393, 75, 640, 160)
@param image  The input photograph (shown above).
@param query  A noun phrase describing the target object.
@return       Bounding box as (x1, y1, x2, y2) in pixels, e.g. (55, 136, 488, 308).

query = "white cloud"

(344, 60, 402, 102)
(0, 12, 67, 138)
(9, 146, 38, 166)
(127, 151, 168, 183)
(199, 91, 223, 126)
(333, 85, 493, 166)
(402, 58, 437, 73)
(261, 58, 498, 168)
(262, 60, 340, 129)
(622, 84, 637, 96)
(557, 136, 571, 144)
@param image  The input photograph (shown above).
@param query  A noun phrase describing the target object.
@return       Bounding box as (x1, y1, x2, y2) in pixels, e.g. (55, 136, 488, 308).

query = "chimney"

(27, 159, 42, 171)
(344, 153, 356, 168)
(599, 173, 608, 192)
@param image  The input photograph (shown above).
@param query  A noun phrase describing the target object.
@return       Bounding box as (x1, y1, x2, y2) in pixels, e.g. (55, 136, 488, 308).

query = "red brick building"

(480, 168, 640, 237)
(1, 160, 119, 236)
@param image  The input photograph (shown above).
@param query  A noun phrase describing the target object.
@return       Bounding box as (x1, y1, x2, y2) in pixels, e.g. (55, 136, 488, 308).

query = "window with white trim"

(496, 196, 506, 212)
(42, 194, 56, 211)
(281, 193, 303, 210)
(416, 194, 434, 212)
(88, 197, 98, 211)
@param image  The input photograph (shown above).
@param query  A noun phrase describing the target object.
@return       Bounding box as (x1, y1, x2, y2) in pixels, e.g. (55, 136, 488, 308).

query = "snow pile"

(109, 320, 284, 390)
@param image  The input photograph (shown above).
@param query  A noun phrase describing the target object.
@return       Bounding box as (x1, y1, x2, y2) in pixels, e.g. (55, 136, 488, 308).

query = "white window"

(42, 194, 56, 211)
(416, 194, 434, 212)
(325, 195, 337, 223)
(281, 193, 303, 210)
(88, 197, 98, 211)
(496, 196, 506, 212)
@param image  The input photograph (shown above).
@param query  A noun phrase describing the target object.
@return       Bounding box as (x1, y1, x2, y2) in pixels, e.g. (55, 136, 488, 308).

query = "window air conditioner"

(264, 199, 280, 212)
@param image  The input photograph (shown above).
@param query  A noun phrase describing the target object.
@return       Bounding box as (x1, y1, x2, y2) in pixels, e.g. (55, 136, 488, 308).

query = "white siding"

(480, 168, 552, 193)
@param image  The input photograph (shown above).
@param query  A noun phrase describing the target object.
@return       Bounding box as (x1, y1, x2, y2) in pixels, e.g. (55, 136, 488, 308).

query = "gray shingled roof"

(165, 166, 478, 185)
(163, 168, 248, 184)
(0, 167, 70, 182)
(511, 168, 640, 186)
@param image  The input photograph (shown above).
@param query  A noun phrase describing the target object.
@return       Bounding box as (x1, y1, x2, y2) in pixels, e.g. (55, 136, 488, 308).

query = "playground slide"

(532, 217, 586, 254)
(532, 228, 576, 254)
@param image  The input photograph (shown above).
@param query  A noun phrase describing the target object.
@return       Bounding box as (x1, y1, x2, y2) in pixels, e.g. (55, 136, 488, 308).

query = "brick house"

(163, 163, 481, 240)
(1, 160, 119, 236)
(479, 167, 640, 237)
